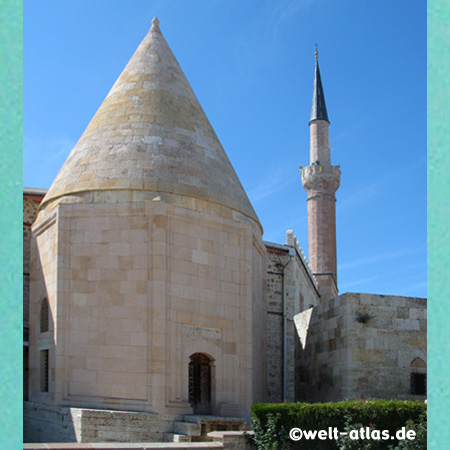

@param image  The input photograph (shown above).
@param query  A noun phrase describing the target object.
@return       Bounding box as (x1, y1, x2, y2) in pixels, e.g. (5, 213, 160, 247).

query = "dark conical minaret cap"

(310, 45, 330, 124)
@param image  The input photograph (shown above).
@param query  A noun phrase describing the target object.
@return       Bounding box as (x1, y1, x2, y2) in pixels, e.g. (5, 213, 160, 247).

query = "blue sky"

(23, 0, 426, 298)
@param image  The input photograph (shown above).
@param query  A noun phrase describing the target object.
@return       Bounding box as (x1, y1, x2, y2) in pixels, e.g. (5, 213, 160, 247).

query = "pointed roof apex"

(42, 17, 260, 227)
(310, 45, 330, 125)
(150, 17, 160, 33)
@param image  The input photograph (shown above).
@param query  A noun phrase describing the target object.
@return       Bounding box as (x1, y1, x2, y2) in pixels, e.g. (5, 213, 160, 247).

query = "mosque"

(23, 18, 426, 443)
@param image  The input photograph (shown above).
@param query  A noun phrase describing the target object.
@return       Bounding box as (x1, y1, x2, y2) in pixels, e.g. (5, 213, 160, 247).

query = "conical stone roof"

(42, 18, 259, 225)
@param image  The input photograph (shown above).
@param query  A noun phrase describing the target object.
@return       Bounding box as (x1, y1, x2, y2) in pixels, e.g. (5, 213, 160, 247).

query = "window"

(410, 357, 426, 395)
(40, 298, 49, 333)
(410, 373, 426, 395)
(40, 349, 49, 392)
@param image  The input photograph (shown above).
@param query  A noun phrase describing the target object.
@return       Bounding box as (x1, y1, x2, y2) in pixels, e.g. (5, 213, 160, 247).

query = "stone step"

(163, 431, 192, 442)
(173, 420, 201, 436)
(182, 415, 247, 428)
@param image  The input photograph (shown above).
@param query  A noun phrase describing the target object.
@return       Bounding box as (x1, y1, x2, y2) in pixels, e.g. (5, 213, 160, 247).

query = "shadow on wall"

(294, 301, 336, 402)
(23, 402, 77, 443)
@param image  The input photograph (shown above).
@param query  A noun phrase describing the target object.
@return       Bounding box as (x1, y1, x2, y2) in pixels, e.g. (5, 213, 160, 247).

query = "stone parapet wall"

(342, 293, 426, 400)
(24, 401, 81, 443)
(23, 432, 252, 450)
(294, 293, 427, 402)
(24, 403, 252, 449)
(24, 402, 181, 443)
(24, 445, 224, 450)
(24, 445, 225, 450)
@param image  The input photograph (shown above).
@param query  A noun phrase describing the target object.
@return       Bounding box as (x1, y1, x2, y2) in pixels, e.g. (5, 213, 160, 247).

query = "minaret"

(301, 47, 341, 301)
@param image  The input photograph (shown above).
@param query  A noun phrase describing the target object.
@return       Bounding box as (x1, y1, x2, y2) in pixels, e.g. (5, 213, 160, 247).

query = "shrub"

(248, 412, 292, 450)
(389, 409, 427, 450)
(250, 400, 426, 450)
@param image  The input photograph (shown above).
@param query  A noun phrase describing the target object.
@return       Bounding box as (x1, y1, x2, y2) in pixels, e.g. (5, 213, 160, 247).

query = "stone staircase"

(164, 415, 247, 442)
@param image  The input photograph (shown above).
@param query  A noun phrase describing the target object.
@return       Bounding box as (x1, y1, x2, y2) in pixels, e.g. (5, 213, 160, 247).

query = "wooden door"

(189, 353, 212, 414)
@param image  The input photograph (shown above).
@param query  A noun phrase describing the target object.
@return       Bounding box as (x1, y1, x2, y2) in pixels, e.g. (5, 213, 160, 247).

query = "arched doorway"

(189, 353, 213, 414)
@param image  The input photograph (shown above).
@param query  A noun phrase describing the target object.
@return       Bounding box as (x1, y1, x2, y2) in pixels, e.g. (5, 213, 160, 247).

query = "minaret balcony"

(301, 164, 341, 194)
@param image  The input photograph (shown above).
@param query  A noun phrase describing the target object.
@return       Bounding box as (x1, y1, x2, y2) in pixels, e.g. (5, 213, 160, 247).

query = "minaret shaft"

(306, 189, 338, 278)
(302, 54, 340, 300)
(309, 120, 331, 167)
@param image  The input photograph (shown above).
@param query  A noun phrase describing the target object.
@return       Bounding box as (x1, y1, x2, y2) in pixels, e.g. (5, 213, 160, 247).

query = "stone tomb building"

(24, 19, 426, 443)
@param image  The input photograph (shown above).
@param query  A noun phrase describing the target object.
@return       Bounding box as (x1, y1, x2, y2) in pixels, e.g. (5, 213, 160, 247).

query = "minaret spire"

(301, 47, 341, 301)
(310, 45, 329, 124)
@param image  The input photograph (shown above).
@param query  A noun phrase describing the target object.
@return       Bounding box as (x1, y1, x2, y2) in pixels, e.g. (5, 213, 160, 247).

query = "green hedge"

(250, 400, 426, 449)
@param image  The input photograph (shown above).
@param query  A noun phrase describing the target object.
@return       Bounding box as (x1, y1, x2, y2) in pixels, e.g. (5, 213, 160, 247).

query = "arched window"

(40, 298, 49, 333)
(410, 357, 426, 395)
(410, 357, 426, 369)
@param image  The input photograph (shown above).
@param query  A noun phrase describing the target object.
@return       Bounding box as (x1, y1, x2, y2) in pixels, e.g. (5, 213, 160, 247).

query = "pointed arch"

(410, 357, 426, 395)
(410, 357, 426, 368)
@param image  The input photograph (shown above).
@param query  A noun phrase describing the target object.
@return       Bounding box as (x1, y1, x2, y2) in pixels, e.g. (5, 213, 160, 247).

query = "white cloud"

(248, 166, 298, 203)
(24, 135, 74, 161)
(268, 0, 315, 41)
(338, 156, 425, 211)
(338, 246, 424, 272)
(23, 135, 75, 188)
(339, 275, 381, 290)
(338, 178, 385, 210)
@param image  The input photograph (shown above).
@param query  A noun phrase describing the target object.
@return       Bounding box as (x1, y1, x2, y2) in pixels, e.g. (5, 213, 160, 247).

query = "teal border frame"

(428, 1, 449, 448)
(0, 1, 438, 448)
(0, 0, 22, 447)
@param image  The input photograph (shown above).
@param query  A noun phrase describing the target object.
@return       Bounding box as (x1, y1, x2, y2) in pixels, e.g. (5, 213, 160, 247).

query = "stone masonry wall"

(29, 208, 58, 404)
(284, 250, 319, 402)
(24, 193, 46, 401)
(251, 239, 267, 404)
(294, 292, 427, 402)
(265, 240, 319, 403)
(24, 195, 44, 331)
(294, 295, 348, 402)
(265, 250, 285, 402)
(29, 196, 265, 420)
